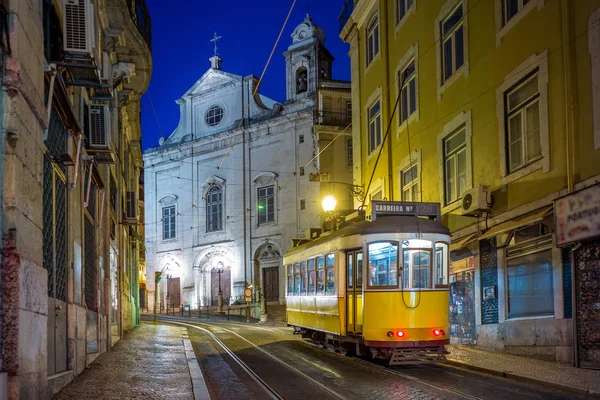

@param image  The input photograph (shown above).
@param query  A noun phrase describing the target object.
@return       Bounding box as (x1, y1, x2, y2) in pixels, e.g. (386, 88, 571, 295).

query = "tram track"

(143, 315, 348, 400)
(145, 315, 486, 399)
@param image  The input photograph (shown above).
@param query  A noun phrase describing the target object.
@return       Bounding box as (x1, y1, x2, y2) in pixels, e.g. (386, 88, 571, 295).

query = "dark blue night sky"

(140, 0, 351, 151)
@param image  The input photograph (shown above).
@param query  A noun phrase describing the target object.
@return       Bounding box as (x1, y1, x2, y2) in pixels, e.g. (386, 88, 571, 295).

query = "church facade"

(144, 16, 352, 310)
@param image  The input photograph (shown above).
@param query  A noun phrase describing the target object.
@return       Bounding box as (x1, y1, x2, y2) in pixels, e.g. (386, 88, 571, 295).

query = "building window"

(397, 0, 415, 23)
(368, 100, 382, 153)
(400, 60, 417, 123)
(504, 72, 541, 173)
(371, 189, 383, 201)
(205, 105, 224, 127)
(206, 185, 223, 232)
(443, 126, 467, 205)
(347, 138, 353, 166)
(300, 199, 306, 210)
(441, 4, 465, 82)
(258, 185, 275, 224)
(507, 248, 554, 319)
(162, 205, 176, 240)
(401, 162, 419, 201)
(503, 0, 530, 24)
(299, 134, 304, 144)
(366, 14, 380, 66)
(346, 101, 352, 123)
(299, 167, 305, 176)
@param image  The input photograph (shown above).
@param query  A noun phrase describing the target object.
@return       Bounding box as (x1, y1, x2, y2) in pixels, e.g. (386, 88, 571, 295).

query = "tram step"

(389, 346, 448, 365)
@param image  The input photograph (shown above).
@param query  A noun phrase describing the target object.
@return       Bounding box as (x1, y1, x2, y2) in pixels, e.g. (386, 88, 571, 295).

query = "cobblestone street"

(53, 324, 193, 400)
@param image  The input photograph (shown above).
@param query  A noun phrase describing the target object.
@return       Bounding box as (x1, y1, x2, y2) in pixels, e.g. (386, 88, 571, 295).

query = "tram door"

(346, 250, 363, 334)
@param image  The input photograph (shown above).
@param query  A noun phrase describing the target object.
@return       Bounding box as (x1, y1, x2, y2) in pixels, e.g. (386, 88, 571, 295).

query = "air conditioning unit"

(88, 104, 110, 148)
(124, 191, 138, 222)
(100, 51, 113, 85)
(63, 0, 95, 55)
(461, 186, 491, 216)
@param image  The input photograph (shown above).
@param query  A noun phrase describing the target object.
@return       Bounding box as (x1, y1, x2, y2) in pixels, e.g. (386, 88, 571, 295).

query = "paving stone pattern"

(446, 344, 600, 396)
(53, 324, 193, 400)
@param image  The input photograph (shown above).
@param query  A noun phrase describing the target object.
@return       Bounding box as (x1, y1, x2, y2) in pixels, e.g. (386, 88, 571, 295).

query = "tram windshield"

(368, 242, 398, 287)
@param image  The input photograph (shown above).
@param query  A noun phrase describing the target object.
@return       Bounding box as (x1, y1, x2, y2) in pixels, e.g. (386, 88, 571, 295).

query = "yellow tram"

(284, 201, 451, 364)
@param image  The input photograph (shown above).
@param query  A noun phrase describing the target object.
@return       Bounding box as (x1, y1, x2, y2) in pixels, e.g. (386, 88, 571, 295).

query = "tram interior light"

(322, 195, 337, 212)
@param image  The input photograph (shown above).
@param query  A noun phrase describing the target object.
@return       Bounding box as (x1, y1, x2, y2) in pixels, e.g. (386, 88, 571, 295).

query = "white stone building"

(144, 15, 353, 310)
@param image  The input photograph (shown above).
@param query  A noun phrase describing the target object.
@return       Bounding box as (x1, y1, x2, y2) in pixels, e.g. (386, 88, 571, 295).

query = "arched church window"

(296, 67, 308, 94)
(205, 105, 224, 127)
(206, 185, 223, 232)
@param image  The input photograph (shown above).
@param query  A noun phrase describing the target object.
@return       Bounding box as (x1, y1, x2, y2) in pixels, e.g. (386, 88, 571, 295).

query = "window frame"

(205, 105, 224, 127)
(441, 4, 465, 83)
(435, 0, 469, 99)
(401, 161, 419, 202)
(257, 185, 276, 225)
(347, 138, 353, 166)
(316, 256, 325, 295)
(206, 184, 224, 233)
(162, 205, 176, 240)
(496, 51, 549, 185)
(366, 14, 380, 67)
(495, 0, 543, 47)
(400, 59, 417, 124)
(325, 253, 336, 295)
(443, 126, 467, 206)
(396, 0, 416, 30)
(368, 99, 382, 154)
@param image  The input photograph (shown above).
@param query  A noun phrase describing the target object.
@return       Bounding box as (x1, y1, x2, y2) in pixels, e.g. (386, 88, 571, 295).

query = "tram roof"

(286, 215, 450, 256)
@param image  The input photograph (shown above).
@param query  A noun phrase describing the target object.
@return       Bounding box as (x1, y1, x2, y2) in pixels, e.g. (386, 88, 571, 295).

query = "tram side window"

(308, 258, 316, 295)
(436, 243, 449, 286)
(287, 265, 293, 296)
(317, 256, 325, 295)
(357, 252, 363, 287)
(368, 242, 398, 287)
(326, 253, 335, 295)
(294, 263, 301, 295)
(301, 261, 307, 295)
(347, 253, 353, 288)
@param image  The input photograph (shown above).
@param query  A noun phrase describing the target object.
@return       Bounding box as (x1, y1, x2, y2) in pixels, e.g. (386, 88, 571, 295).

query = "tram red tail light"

(433, 329, 445, 337)
(396, 331, 405, 338)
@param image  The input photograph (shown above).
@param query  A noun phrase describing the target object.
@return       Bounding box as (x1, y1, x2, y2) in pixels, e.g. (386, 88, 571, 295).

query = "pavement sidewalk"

(446, 344, 600, 397)
(53, 323, 207, 400)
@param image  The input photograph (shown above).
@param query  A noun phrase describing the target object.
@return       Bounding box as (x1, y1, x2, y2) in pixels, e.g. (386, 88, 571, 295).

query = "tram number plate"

(413, 232, 424, 239)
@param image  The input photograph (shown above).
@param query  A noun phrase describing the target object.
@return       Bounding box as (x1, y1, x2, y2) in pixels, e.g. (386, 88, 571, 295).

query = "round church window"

(205, 105, 224, 127)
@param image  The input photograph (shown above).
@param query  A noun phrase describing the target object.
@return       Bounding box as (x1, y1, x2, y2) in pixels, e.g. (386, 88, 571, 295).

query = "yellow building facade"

(341, 0, 600, 366)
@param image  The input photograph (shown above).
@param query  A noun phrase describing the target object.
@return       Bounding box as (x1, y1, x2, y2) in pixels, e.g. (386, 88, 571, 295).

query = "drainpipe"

(561, 0, 575, 193)
(382, 0, 394, 200)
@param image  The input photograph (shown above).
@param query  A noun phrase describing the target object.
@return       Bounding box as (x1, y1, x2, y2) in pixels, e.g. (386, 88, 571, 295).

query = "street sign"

(244, 288, 252, 302)
(371, 201, 441, 221)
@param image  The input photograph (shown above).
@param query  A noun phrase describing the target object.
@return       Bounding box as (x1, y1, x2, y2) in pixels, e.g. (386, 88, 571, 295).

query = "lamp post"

(153, 264, 170, 322)
(322, 195, 338, 232)
(217, 266, 224, 314)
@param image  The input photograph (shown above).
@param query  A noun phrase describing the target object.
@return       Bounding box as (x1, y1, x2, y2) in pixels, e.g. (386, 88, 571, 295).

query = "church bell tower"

(284, 14, 334, 102)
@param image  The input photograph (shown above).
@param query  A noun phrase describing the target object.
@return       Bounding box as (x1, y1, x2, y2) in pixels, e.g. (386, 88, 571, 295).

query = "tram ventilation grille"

(389, 346, 448, 365)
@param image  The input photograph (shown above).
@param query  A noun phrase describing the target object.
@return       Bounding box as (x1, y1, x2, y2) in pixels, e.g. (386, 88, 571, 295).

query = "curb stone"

(182, 327, 211, 400)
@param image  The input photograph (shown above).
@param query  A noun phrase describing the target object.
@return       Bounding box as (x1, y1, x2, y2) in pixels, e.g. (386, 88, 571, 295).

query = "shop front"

(555, 183, 600, 369)
(449, 254, 476, 345)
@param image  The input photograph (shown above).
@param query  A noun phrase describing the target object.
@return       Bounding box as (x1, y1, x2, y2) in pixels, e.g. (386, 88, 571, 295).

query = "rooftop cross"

(210, 31, 222, 58)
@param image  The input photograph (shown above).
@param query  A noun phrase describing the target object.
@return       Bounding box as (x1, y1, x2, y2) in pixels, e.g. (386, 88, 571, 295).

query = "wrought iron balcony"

(314, 111, 352, 128)
(339, 0, 357, 34)
(127, 0, 152, 52)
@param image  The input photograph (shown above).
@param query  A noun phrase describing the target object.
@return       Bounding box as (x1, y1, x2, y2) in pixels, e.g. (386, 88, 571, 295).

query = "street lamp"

(217, 263, 225, 314)
(322, 195, 338, 232)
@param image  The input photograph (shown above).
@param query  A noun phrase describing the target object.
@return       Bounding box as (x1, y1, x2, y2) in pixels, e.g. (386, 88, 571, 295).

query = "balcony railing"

(339, 0, 357, 34)
(314, 111, 352, 128)
(127, 0, 152, 52)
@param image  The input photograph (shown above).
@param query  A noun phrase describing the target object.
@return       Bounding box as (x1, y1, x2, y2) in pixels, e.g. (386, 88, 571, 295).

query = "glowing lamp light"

(322, 195, 337, 212)
(396, 331, 405, 338)
(433, 329, 444, 336)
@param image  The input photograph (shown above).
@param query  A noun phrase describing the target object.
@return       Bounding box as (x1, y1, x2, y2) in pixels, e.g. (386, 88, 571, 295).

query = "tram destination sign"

(371, 201, 441, 221)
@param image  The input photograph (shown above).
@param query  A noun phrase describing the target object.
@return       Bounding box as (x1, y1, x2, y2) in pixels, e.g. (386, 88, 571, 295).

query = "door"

(167, 277, 180, 307)
(263, 267, 280, 302)
(449, 264, 476, 345)
(43, 155, 68, 375)
(575, 241, 600, 369)
(346, 250, 363, 334)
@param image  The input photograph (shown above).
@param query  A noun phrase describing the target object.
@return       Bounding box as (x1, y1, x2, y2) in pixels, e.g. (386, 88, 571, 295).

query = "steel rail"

(145, 316, 348, 400)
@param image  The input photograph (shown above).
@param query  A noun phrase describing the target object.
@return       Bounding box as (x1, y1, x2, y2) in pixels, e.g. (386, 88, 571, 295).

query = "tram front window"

(402, 240, 433, 289)
(368, 242, 398, 287)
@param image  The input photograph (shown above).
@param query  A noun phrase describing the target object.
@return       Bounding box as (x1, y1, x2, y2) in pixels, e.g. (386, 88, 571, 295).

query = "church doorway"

(166, 276, 181, 308)
(210, 266, 231, 306)
(263, 267, 279, 302)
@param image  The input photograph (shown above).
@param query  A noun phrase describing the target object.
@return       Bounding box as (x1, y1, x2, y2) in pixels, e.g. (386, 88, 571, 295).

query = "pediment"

(180, 69, 242, 99)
